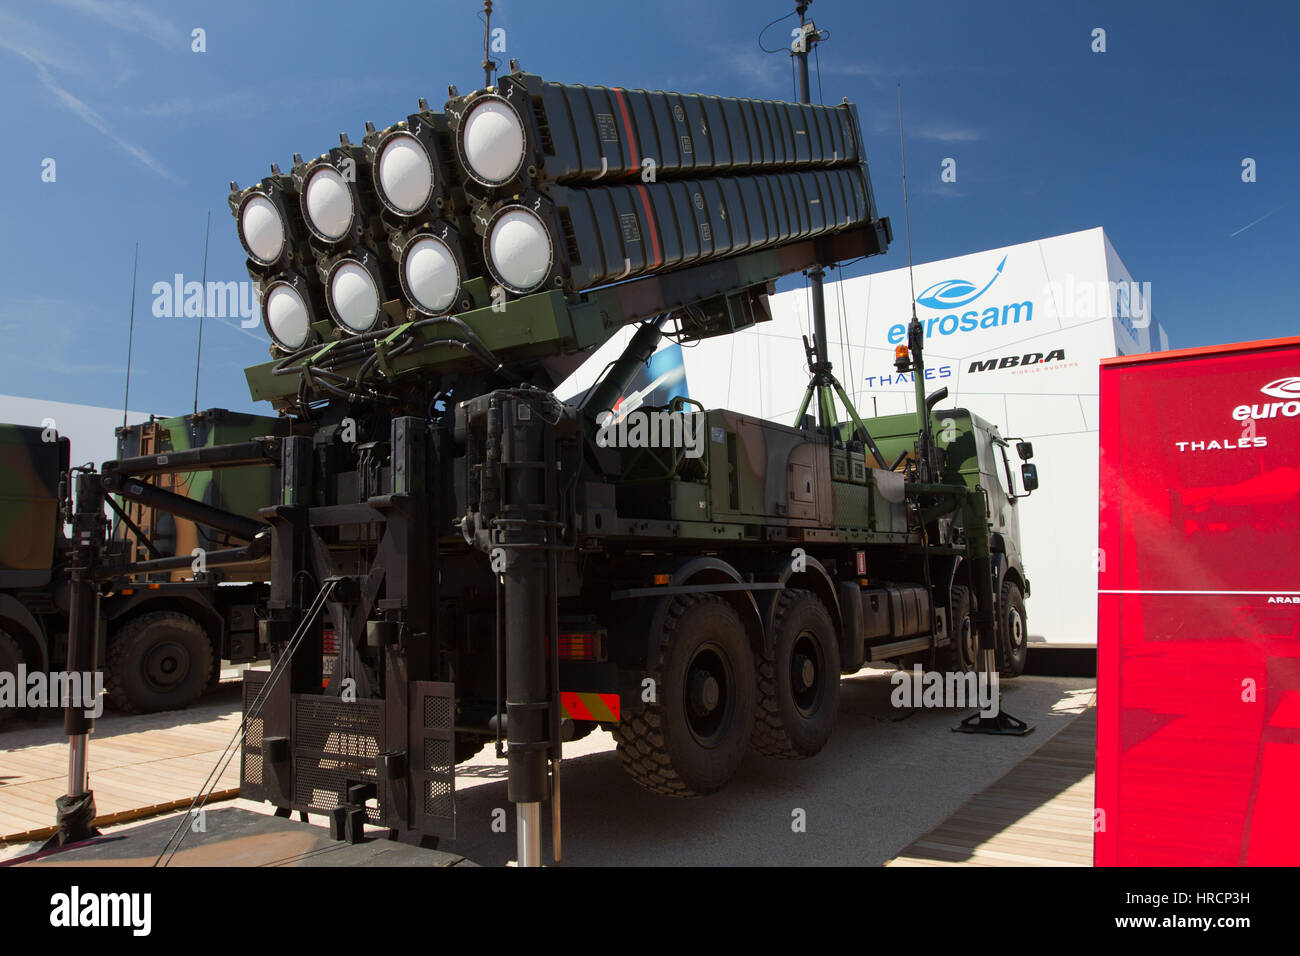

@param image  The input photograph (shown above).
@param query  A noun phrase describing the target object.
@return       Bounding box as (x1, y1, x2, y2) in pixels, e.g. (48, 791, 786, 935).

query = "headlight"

(400, 233, 461, 315)
(485, 205, 553, 294)
(376, 131, 434, 216)
(459, 95, 527, 187)
(263, 280, 313, 351)
(302, 165, 354, 241)
(238, 194, 286, 266)
(327, 256, 383, 333)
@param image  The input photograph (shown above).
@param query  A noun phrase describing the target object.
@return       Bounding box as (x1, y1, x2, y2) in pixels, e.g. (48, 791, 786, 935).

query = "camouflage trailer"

(0, 410, 281, 722)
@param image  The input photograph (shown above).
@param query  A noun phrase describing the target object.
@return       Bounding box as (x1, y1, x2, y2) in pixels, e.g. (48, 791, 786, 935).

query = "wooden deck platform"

(886, 699, 1096, 866)
(0, 692, 242, 844)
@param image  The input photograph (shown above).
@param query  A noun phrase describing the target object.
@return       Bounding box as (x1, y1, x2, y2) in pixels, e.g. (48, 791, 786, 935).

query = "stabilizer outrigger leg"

(953, 546, 1034, 737)
(44, 471, 106, 850)
(954, 648, 1034, 736)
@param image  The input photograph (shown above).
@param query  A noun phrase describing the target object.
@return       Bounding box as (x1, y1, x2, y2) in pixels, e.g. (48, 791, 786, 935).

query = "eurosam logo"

(887, 254, 1034, 345)
(1173, 376, 1300, 454)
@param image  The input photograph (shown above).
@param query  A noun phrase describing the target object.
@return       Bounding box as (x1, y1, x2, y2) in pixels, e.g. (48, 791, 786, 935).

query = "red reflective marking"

(610, 87, 640, 168)
(600, 693, 621, 721)
(561, 692, 593, 721)
(635, 184, 662, 270)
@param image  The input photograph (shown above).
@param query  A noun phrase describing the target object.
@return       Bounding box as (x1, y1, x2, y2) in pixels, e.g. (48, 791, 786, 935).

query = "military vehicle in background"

(45, 4, 1041, 866)
(0, 408, 280, 720)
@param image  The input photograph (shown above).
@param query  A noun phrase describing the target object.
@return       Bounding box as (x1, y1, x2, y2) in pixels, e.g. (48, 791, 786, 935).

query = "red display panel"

(1096, 337, 1300, 866)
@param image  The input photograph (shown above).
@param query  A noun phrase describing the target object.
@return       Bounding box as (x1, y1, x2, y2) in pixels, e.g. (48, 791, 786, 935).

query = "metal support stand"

(44, 471, 107, 849)
(953, 531, 1034, 736)
(497, 394, 556, 867)
(550, 759, 562, 865)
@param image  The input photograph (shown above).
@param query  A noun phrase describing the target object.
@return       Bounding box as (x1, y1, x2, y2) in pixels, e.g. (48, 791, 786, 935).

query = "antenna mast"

(898, 84, 918, 323)
(193, 211, 211, 416)
(122, 241, 139, 429)
(482, 1, 497, 88)
(894, 84, 937, 483)
(785, 2, 888, 468)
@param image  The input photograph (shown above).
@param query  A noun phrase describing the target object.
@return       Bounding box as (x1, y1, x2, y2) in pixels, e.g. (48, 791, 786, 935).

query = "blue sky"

(0, 0, 1295, 416)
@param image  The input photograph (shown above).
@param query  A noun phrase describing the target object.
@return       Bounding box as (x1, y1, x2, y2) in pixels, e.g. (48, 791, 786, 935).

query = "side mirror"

(1020, 463, 1039, 493)
(1017, 441, 1034, 461)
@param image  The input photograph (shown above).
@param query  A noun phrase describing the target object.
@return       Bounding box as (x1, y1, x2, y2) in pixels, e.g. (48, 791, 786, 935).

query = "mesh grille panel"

(424, 738, 451, 772)
(291, 694, 384, 822)
(411, 681, 456, 839)
(239, 673, 269, 796)
(424, 778, 453, 818)
(423, 696, 451, 729)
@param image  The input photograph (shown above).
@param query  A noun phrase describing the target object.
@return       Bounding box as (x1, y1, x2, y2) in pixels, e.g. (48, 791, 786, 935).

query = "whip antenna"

(193, 211, 210, 415)
(122, 241, 139, 429)
(482, 1, 497, 87)
(898, 83, 918, 322)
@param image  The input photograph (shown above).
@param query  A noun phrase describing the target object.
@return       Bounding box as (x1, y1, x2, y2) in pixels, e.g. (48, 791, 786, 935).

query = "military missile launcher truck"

(47, 21, 1041, 863)
(0, 408, 279, 719)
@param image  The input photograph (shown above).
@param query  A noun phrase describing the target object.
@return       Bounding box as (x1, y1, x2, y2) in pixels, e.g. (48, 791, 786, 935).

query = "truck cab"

(855, 407, 1037, 676)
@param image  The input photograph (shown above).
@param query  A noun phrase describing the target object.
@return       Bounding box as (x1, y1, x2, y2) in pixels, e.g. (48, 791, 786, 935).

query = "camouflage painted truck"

(50, 54, 1042, 862)
(0, 408, 280, 720)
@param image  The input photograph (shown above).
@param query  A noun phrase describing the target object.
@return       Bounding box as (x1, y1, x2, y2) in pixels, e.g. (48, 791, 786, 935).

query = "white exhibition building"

(565, 227, 1170, 645)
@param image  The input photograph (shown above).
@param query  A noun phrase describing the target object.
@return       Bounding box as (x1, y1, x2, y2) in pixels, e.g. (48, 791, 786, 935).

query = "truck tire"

(943, 586, 978, 673)
(997, 580, 1029, 679)
(614, 593, 755, 797)
(106, 612, 213, 714)
(752, 589, 840, 759)
(0, 630, 22, 725)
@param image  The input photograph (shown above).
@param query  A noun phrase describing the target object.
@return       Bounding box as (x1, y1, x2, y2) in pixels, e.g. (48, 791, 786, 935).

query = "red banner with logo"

(1096, 336, 1300, 865)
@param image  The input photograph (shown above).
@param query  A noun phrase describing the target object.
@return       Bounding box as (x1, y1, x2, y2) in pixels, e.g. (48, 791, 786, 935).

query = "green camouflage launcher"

(51, 27, 1040, 864)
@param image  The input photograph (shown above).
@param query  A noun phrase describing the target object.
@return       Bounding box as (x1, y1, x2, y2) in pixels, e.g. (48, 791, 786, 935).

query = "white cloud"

(911, 125, 984, 144)
(0, 10, 177, 179)
(30, 53, 176, 179)
(47, 0, 186, 50)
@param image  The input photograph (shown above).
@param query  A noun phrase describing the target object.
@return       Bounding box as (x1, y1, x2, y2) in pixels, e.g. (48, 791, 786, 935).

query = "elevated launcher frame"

(48, 20, 1024, 859)
(50, 219, 1011, 861)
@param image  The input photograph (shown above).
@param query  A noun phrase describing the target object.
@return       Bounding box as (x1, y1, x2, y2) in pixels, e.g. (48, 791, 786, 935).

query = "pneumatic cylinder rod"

(47, 472, 106, 848)
(501, 396, 553, 866)
(517, 802, 541, 867)
(581, 315, 666, 421)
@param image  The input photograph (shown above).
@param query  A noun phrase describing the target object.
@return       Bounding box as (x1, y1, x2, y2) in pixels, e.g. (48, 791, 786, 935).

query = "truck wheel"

(106, 612, 213, 714)
(614, 593, 755, 797)
(752, 589, 840, 759)
(997, 580, 1029, 679)
(944, 586, 978, 673)
(0, 630, 22, 726)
